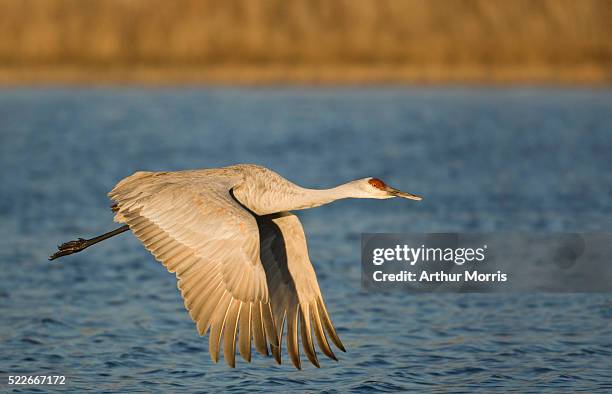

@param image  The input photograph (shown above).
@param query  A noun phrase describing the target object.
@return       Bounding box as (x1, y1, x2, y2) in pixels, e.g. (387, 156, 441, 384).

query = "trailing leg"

(49, 225, 129, 260)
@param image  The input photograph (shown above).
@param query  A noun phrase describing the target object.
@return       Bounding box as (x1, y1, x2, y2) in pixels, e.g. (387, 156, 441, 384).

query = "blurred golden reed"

(0, 0, 611, 84)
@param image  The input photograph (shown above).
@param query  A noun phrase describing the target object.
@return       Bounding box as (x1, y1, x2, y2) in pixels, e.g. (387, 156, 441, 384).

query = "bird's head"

(348, 177, 423, 201)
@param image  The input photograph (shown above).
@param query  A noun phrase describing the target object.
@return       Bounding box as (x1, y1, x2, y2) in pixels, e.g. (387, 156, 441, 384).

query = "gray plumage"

(104, 164, 422, 369)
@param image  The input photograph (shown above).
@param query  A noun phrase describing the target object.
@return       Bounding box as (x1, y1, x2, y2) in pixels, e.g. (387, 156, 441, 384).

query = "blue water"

(1, 87, 611, 392)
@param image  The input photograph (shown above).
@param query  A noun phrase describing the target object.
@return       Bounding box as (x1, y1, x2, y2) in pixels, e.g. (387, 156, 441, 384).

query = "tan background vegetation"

(0, 0, 611, 84)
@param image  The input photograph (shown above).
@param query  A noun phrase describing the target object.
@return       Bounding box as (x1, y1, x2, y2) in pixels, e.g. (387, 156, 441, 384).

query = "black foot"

(49, 238, 90, 261)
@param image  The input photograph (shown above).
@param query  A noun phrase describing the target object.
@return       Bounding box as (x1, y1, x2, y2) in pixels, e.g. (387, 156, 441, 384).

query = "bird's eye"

(368, 178, 386, 190)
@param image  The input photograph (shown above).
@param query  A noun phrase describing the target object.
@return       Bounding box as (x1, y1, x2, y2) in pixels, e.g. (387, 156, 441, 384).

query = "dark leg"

(49, 225, 130, 261)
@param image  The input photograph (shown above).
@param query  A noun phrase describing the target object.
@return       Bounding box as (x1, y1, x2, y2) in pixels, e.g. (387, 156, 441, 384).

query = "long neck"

(235, 181, 359, 216)
(288, 183, 358, 211)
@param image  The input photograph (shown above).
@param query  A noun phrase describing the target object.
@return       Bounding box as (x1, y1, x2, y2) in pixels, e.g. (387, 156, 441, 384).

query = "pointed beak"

(385, 186, 423, 201)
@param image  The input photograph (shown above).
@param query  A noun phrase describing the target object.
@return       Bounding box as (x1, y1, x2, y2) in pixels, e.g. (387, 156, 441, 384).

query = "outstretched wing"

(108, 171, 279, 367)
(258, 212, 346, 369)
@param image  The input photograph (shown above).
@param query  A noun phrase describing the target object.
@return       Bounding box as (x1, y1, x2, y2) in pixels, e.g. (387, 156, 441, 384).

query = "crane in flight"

(50, 164, 422, 369)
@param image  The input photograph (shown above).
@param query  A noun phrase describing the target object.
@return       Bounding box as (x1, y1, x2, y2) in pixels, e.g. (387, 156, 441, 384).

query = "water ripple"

(1, 87, 611, 392)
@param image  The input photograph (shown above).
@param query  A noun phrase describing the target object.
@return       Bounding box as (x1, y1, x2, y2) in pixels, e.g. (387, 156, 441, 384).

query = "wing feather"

(262, 302, 281, 363)
(252, 301, 269, 356)
(317, 297, 346, 352)
(109, 170, 275, 367)
(238, 303, 252, 362)
(259, 212, 345, 369)
(223, 301, 241, 368)
(300, 303, 320, 368)
(193, 281, 225, 335)
(286, 304, 301, 369)
(209, 292, 232, 363)
(311, 300, 337, 360)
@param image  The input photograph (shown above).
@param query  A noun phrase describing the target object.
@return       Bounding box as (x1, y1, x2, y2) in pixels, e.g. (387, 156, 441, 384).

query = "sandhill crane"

(50, 164, 422, 369)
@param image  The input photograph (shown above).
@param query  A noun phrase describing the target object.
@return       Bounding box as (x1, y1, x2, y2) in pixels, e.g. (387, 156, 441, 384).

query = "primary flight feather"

(50, 164, 422, 369)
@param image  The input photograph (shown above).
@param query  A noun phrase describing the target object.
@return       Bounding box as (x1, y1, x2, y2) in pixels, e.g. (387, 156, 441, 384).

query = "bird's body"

(51, 164, 421, 369)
